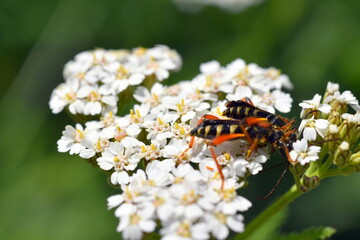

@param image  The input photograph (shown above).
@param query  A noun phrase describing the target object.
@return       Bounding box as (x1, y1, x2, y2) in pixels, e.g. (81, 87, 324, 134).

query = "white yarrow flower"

(298, 116, 329, 141)
(299, 94, 331, 118)
(289, 139, 321, 165)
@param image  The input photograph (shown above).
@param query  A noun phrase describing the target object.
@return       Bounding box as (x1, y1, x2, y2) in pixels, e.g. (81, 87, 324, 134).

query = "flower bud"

(335, 102, 348, 115)
(301, 175, 320, 192)
(349, 151, 360, 172)
(333, 141, 351, 167)
(342, 113, 360, 143)
(289, 162, 309, 176)
(327, 111, 341, 125)
(338, 113, 360, 145)
(324, 124, 340, 151)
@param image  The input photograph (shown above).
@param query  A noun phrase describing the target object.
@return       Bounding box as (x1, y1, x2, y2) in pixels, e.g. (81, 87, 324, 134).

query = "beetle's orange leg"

(245, 117, 271, 128)
(211, 133, 246, 145)
(240, 125, 253, 144)
(283, 128, 297, 138)
(278, 119, 296, 131)
(200, 114, 221, 121)
(283, 145, 297, 163)
(241, 97, 255, 106)
(246, 138, 259, 158)
(209, 146, 225, 189)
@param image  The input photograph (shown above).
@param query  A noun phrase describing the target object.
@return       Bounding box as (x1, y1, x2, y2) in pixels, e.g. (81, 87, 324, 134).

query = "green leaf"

(243, 207, 288, 240)
(275, 226, 336, 240)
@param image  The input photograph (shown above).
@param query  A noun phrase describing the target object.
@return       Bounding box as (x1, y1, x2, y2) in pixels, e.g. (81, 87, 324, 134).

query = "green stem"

(319, 153, 333, 175)
(293, 174, 301, 189)
(306, 161, 318, 176)
(304, 148, 328, 177)
(233, 185, 303, 240)
(319, 168, 342, 179)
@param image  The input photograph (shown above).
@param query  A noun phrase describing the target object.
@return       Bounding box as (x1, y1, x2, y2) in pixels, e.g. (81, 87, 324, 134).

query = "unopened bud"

(339, 120, 360, 143)
(300, 185, 308, 192)
(338, 114, 359, 144)
(301, 175, 320, 191)
(338, 121, 349, 140)
(349, 151, 360, 172)
(289, 162, 309, 176)
(333, 141, 351, 167)
(324, 124, 340, 151)
(327, 111, 341, 125)
(334, 102, 348, 115)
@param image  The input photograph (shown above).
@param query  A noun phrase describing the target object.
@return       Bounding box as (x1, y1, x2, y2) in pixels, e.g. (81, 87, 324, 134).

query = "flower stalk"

(234, 184, 303, 240)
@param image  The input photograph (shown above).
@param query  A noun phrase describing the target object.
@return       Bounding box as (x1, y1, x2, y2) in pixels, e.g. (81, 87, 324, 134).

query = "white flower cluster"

(291, 82, 360, 166)
(54, 52, 294, 239)
(108, 161, 251, 240)
(49, 45, 182, 116)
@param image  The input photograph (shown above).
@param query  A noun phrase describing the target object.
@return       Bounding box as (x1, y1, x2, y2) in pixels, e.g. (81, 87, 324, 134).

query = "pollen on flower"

(100, 111, 115, 126)
(174, 176, 184, 184)
(75, 72, 86, 81)
(65, 91, 76, 102)
(177, 221, 191, 238)
(124, 187, 139, 202)
(266, 67, 281, 78)
(129, 213, 141, 225)
(114, 127, 127, 141)
(147, 58, 160, 70)
(95, 138, 109, 152)
(172, 122, 189, 138)
(235, 71, 249, 86)
(217, 152, 232, 165)
(214, 212, 227, 224)
(150, 93, 160, 105)
(218, 187, 236, 202)
(153, 196, 165, 207)
(133, 47, 146, 56)
(176, 99, 185, 112)
(116, 65, 128, 79)
(130, 109, 142, 123)
(87, 90, 101, 102)
(181, 189, 198, 205)
(75, 129, 85, 142)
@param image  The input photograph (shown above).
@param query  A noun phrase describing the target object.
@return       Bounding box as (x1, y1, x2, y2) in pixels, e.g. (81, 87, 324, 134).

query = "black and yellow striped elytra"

(223, 100, 289, 127)
(189, 119, 243, 140)
(189, 119, 269, 145)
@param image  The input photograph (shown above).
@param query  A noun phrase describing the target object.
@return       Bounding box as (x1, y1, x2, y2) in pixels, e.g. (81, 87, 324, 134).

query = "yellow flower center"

(130, 109, 142, 123)
(87, 91, 100, 102)
(116, 65, 129, 79)
(133, 47, 147, 56)
(177, 222, 191, 238)
(181, 189, 198, 205)
(214, 212, 227, 224)
(75, 129, 85, 142)
(130, 214, 141, 225)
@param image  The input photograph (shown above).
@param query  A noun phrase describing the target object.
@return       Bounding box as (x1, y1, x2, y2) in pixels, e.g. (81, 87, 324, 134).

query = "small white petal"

(227, 215, 245, 232)
(303, 127, 316, 141)
(139, 220, 156, 232)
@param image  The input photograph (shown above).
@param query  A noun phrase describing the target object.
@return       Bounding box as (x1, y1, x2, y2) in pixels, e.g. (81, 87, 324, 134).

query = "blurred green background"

(0, 0, 359, 239)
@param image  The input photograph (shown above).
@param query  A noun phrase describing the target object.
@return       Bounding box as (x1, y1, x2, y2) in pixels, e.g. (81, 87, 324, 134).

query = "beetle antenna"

(258, 162, 289, 200)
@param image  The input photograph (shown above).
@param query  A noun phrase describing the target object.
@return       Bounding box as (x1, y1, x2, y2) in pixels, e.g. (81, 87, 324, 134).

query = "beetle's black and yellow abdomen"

(223, 100, 288, 127)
